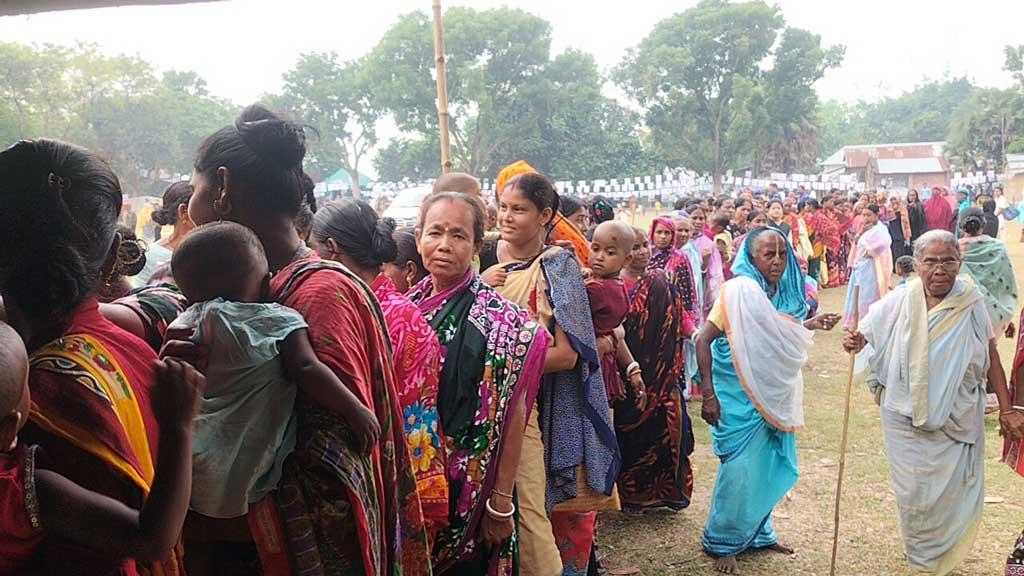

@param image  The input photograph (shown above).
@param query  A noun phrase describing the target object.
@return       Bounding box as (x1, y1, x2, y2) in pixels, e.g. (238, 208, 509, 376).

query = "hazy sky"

(2, 0, 1022, 174)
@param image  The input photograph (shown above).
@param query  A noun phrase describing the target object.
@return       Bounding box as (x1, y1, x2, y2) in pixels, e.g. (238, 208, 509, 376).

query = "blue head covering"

(730, 226, 808, 320)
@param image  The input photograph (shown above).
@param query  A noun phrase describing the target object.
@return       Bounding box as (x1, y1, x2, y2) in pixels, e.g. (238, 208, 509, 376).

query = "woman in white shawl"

(697, 227, 839, 574)
(844, 230, 1024, 575)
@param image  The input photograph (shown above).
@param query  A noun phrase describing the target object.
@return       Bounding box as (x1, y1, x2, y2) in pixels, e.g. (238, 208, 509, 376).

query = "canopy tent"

(314, 168, 372, 194)
(0, 0, 219, 16)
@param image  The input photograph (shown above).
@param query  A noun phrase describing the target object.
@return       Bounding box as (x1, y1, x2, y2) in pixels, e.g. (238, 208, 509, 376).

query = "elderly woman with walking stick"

(844, 229, 1024, 575)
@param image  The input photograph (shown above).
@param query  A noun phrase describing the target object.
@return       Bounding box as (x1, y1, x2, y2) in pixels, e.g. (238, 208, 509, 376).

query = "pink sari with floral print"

(371, 275, 449, 535)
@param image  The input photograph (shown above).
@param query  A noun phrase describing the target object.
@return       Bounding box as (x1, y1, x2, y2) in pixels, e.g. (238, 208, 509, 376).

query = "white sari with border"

(855, 277, 992, 575)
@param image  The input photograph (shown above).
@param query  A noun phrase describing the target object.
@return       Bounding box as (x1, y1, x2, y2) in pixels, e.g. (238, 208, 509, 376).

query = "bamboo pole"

(830, 286, 860, 576)
(431, 0, 452, 174)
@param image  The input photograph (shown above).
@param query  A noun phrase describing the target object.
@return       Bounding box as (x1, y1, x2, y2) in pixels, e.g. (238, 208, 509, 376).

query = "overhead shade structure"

(1, 0, 219, 17)
(314, 168, 372, 194)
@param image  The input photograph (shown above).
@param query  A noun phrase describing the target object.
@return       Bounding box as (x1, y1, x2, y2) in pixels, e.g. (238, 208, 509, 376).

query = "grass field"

(598, 222, 1024, 575)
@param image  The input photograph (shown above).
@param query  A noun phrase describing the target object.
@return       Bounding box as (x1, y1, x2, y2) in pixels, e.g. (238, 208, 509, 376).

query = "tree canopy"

(615, 0, 843, 190)
(365, 7, 651, 181)
(4, 12, 1024, 191)
(0, 42, 236, 196)
(270, 52, 379, 193)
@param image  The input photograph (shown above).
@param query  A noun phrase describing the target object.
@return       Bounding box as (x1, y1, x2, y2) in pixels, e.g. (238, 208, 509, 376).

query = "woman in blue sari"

(696, 227, 839, 574)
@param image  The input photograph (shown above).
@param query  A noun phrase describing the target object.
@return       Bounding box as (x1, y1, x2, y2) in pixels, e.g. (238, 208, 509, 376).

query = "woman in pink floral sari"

(311, 199, 448, 536)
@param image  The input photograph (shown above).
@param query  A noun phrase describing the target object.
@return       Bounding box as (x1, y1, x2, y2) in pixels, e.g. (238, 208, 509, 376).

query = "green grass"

(598, 223, 1024, 575)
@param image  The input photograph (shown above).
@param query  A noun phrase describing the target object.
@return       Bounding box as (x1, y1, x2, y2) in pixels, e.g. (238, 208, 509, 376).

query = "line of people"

(3, 101, 1024, 576)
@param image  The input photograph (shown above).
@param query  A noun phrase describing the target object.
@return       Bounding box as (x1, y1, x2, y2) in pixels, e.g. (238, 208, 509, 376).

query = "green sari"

(960, 236, 1018, 330)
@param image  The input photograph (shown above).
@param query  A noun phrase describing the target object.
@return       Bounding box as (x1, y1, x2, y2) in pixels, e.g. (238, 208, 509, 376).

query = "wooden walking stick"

(431, 0, 453, 174)
(830, 285, 859, 576)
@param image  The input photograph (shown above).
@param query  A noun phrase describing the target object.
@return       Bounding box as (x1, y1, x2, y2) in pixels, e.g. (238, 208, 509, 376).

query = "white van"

(382, 185, 432, 229)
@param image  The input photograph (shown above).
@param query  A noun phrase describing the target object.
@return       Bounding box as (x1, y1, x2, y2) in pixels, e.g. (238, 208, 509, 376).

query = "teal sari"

(702, 228, 808, 558)
(960, 236, 1017, 330)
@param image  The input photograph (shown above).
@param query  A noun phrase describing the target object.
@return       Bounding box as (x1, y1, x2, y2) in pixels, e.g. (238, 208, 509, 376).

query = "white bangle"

(625, 361, 640, 375)
(1013, 405, 1024, 412)
(485, 497, 515, 519)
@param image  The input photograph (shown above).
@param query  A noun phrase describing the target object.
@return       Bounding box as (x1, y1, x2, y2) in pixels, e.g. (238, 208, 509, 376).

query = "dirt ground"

(598, 222, 1024, 575)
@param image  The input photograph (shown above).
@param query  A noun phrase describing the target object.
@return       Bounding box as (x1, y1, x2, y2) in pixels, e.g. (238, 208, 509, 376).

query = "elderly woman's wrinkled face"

(916, 242, 961, 298)
(674, 219, 692, 247)
(751, 231, 787, 286)
(419, 199, 477, 287)
(630, 230, 651, 271)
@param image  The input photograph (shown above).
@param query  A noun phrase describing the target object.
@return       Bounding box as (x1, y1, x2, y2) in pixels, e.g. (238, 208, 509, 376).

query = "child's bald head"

(0, 322, 30, 451)
(594, 221, 635, 252)
(589, 221, 636, 279)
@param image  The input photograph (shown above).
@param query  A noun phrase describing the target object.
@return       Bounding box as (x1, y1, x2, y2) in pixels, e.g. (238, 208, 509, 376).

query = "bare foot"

(767, 542, 795, 555)
(713, 555, 738, 573)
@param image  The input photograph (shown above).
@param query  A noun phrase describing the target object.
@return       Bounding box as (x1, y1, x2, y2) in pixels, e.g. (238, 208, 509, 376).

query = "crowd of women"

(2, 102, 1024, 576)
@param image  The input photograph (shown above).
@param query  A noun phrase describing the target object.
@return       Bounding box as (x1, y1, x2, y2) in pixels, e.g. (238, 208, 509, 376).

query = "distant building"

(822, 142, 950, 191)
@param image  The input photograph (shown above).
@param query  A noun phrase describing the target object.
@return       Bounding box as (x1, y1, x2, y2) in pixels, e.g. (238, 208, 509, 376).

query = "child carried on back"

(167, 221, 380, 518)
(586, 220, 646, 406)
(0, 322, 203, 573)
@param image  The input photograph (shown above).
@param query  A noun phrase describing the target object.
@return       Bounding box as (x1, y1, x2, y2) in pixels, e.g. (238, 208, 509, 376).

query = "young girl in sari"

(845, 204, 893, 327)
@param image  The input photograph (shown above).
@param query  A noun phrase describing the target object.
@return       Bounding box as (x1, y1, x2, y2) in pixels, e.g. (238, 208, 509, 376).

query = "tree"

(0, 42, 235, 196)
(0, 43, 69, 138)
(615, 0, 784, 191)
(367, 7, 552, 177)
(1006, 44, 1024, 87)
(273, 52, 378, 196)
(946, 88, 1023, 171)
(494, 49, 652, 181)
(756, 28, 844, 173)
(373, 136, 439, 182)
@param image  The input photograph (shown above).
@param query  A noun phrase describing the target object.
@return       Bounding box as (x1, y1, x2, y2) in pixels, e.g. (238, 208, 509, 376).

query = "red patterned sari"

(259, 257, 430, 576)
(22, 299, 182, 576)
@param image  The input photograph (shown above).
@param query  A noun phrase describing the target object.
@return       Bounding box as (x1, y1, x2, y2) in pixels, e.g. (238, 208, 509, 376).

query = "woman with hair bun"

(959, 207, 1018, 335)
(383, 229, 427, 293)
(0, 139, 188, 574)
(98, 226, 149, 302)
(312, 199, 448, 536)
(135, 180, 194, 287)
(164, 104, 431, 575)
